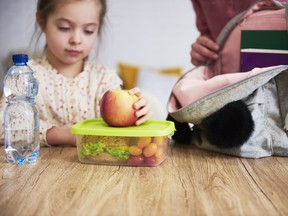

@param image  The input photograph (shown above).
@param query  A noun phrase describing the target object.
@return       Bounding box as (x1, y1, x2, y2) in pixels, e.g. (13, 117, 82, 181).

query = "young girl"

(0, 0, 152, 147)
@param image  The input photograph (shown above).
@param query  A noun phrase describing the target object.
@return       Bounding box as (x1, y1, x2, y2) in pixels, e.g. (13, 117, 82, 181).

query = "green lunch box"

(71, 118, 175, 166)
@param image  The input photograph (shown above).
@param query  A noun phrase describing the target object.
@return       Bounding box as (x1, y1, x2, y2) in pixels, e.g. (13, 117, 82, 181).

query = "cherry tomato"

(145, 156, 158, 166)
(137, 137, 151, 148)
(143, 143, 158, 157)
(155, 148, 165, 161)
(127, 155, 145, 165)
(128, 145, 143, 156)
(153, 137, 169, 148)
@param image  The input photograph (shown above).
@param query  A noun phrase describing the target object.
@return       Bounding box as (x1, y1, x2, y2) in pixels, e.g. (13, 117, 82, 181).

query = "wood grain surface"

(1, 144, 288, 216)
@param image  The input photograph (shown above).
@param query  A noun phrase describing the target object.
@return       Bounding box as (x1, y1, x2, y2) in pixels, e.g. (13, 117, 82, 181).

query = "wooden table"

(1, 143, 288, 216)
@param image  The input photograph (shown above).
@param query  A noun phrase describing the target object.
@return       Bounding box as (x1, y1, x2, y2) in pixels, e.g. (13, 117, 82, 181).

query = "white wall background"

(0, 0, 198, 119)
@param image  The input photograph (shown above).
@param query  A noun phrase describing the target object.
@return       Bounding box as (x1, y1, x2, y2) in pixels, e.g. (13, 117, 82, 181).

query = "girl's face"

(42, 0, 101, 69)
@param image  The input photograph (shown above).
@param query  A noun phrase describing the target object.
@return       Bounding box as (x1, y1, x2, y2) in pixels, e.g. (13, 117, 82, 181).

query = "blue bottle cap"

(12, 54, 29, 64)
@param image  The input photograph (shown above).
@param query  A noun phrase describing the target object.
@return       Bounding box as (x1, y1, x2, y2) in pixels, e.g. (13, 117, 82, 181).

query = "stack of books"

(240, 30, 288, 72)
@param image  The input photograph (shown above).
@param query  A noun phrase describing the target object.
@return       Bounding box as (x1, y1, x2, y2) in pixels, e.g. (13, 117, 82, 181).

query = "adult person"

(169, 0, 257, 144)
(190, 0, 256, 66)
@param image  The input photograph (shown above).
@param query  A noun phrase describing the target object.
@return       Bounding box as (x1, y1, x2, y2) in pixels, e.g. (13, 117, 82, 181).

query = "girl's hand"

(190, 35, 219, 66)
(128, 87, 153, 125)
(46, 126, 76, 146)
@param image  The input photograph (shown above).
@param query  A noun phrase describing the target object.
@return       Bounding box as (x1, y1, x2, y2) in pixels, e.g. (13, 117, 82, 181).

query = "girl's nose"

(69, 31, 81, 45)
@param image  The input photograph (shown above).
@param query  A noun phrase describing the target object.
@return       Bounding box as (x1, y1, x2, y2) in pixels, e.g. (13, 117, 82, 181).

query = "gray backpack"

(167, 0, 288, 158)
(168, 65, 288, 158)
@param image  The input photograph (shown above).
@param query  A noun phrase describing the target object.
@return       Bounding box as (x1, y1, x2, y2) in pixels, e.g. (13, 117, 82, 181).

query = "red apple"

(100, 89, 139, 127)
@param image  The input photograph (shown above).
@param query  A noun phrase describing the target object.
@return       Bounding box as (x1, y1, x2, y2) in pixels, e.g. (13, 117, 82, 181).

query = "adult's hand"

(190, 35, 219, 66)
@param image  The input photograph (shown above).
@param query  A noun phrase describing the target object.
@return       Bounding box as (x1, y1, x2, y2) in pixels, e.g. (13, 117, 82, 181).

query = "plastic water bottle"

(3, 54, 40, 164)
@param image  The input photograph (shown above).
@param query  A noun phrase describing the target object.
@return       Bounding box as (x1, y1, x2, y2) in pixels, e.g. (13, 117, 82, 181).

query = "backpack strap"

(268, 0, 288, 30)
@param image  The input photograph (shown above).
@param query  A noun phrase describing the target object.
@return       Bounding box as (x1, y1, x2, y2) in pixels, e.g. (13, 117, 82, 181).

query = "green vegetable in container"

(79, 136, 130, 161)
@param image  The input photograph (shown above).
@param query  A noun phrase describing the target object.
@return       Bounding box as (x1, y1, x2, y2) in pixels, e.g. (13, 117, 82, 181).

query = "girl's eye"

(84, 30, 95, 35)
(58, 27, 71, 32)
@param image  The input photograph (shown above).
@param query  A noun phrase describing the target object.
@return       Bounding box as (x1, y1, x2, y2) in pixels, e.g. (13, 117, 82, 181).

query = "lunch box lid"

(71, 118, 175, 137)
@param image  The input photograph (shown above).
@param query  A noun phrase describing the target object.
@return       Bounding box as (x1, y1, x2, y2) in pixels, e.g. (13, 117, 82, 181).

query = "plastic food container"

(71, 118, 175, 166)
